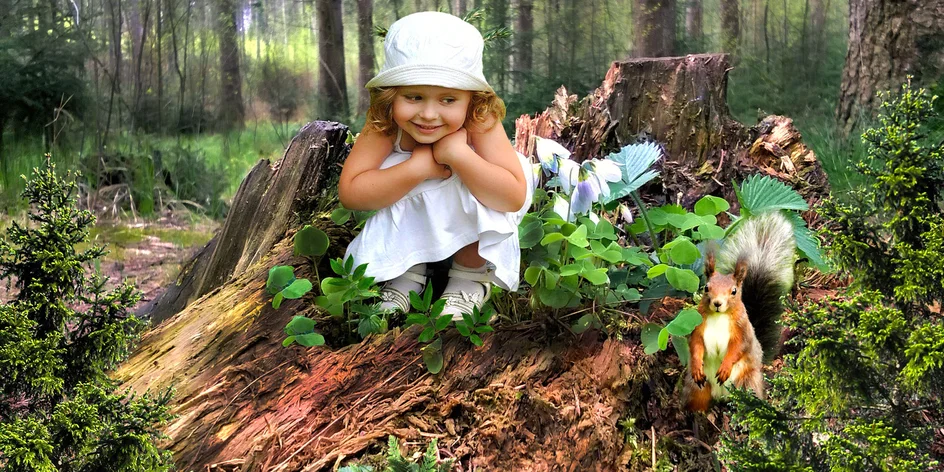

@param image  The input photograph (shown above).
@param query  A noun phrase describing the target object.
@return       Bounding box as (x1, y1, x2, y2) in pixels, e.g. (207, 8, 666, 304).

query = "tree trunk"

(452, 0, 466, 16)
(316, 0, 349, 122)
(685, 0, 703, 51)
(836, 0, 944, 135)
(356, 0, 375, 115)
(632, 0, 676, 57)
(216, 0, 245, 131)
(485, 0, 508, 91)
(810, 0, 827, 69)
(515, 0, 533, 77)
(720, 0, 739, 53)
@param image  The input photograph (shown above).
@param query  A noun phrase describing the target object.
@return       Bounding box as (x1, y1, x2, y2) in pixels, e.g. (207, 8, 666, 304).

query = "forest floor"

(0, 210, 218, 311)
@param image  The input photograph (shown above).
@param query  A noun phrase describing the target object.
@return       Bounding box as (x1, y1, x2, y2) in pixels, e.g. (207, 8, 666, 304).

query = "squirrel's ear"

(705, 252, 716, 278)
(734, 257, 748, 285)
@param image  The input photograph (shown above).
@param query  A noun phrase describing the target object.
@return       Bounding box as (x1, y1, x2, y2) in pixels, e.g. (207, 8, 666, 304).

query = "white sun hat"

(366, 11, 492, 92)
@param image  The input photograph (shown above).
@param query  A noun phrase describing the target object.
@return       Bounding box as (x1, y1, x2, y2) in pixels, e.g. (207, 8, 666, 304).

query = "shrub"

(0, 158, 174, 470)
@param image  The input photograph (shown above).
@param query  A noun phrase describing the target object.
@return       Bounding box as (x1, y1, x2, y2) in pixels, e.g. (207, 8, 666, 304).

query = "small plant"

(384, 435, 454, 472)
(454, 305, 495, 347)
(266, 265, 313, 309)
(404, 286, 453, 374)
(282, 315, 325, 347)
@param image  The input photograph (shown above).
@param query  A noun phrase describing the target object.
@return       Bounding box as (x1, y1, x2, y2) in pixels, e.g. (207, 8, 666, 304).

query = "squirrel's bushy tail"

(718, 212, 796, 362)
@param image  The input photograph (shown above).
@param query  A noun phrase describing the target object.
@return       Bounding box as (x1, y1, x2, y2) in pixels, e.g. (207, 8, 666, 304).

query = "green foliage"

(384, 435, 454, 472)
(266, 265, 313, 309)
(721, 84, 944, 470)
(404, 285, 452, 374)
(822, 79, 944, 306)
(0, 159, 173, 470)
(282, 315, 325, 347)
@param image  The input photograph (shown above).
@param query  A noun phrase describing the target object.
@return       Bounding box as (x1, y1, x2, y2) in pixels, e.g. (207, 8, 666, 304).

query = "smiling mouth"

(413, 123, 442, 132)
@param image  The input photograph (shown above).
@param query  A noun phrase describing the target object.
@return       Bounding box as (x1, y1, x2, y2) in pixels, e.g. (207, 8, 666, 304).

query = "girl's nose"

(418, 104, 438, 120)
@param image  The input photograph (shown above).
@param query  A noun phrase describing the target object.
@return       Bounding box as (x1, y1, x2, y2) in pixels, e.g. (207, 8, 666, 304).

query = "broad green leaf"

(695, 224, 725, 240)
(344, 255, 354, 273)
(622, 247, 650, 266)
(572, 313, 596, 334)
(569, 245, 593, 260)
(524, 265, 543, 285)
(435, 314, 452, 331)
(282, 336, 296, 347)
(544, 270, 560, 289)
(737, 174, 808, 214)
(419, 327, 436, 343)
(430, 298, 446, 318)
(272, 292, 284, 309)
(602, 142, 662, 203)
(666, 213, 703, 231)
(423, 284, 434, 307)
(320, 277, 348, 295)
(672, 335, 691, 366)
(331, 207, 351, 225)
(456, 322, 471, 337)
(783, 211, 831, 273)
(469, 334, 483, 346)
(267, 266, 296, 294)
(294, 332, 325, 347)
(668, 238, 700, 265)
(592, 218, 617, 241)
(616, 285, 642, 301)
(283, 278, 313, 299)
(658, 327, 669, 350)
(285, 315, 317, 335)
(694, 195, 730, 216)
(560, 263, 581, 277)
(566, 225, 590, 247)
(405, 313, 428, 327)
(294, 225, 329, 257)
(422, 342, 444, 374)
(641, 323, 662, 354)
(330, 258, 344, 275)
(665, 266, 700, 293)
(666, 308, 703, 336)
(541, 232, 566, 246)
(353, 263, 368, 280)
(475, 325, 494, 334)
(358, 315, 384, 338)
(409, 290, 426, 311)
(647, 264, 669, 278)
(561, 222, 578, 236)
(537, 286, 571, 308)
(581, 267, 609, 285)
(519, 214, 545, 249)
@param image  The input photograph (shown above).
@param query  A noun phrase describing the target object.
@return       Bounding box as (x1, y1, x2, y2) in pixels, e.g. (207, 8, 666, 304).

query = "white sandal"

(440, 266, 492, 321)
(379, 265, 428, 313)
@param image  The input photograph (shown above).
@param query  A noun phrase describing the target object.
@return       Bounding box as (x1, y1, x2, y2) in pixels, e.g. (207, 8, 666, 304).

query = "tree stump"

(122, 55, 830, 471)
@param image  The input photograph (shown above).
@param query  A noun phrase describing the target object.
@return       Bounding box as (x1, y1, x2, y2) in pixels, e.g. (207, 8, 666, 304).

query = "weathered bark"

(632, 0, 676, 57)
(514, 55, 828, 208)
(452, 0, 466, 16)
(515, 0, 534, 76)
(837, 0, 944, 135)
(720, 0, 739, 53)
(217, 0, 245, 131)
(356, 0, 375, 115)
(142, 122, 349, 324)
(316, 0, 349, 122)
(685, 0, 704, 50)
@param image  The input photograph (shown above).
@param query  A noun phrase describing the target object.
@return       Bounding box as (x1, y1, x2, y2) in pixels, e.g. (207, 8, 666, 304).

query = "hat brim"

(366, 64, 492, 92)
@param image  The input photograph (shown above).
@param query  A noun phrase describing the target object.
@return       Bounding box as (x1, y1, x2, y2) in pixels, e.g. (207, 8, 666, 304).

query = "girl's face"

(392, 85, 471, 145)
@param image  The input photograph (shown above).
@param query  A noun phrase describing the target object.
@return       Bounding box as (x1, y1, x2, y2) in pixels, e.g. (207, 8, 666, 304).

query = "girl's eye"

(442, 97, 456, 104)
(405, 95, 421, 101)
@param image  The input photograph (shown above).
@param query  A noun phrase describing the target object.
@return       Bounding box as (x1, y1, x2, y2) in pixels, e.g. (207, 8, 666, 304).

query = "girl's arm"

(432, 122, 527, 212)
(339, 130, 452, 211)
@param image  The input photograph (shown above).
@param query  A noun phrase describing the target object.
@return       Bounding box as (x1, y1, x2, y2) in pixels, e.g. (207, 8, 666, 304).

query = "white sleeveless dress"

(344, 130, 533, 291)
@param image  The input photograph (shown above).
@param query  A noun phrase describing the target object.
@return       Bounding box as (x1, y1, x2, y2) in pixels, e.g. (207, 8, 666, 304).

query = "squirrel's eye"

(704, 285, 710, 292)
(732, 287, 737, 295)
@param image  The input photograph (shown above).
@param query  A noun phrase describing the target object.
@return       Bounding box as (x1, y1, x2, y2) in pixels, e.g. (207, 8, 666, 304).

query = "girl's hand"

(432, 128, 470, 166)
(411, 144, 452, 180)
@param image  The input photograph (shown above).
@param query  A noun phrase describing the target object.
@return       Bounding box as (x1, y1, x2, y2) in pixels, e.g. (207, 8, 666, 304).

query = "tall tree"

(720, 0, 739, 53)
(632, 0, 676, 57)
(837, 0, 944, 134)
(316, 0, 349, 121)
(217, 0, 245, 130)
(452, 0, 466, 16)
(356, 0, 375, 115)
(515, 0, 533, 80)
(686, 0, 704, 51)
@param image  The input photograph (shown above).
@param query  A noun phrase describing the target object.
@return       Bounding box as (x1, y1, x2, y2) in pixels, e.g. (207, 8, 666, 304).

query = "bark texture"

(216, 0, 245, 131)
(316, 0, 349, 121)
(142, 122, 349, 325)
(837, 0, 944, 134)
(356, 0, 375, 115)
(720, 0, 739, 53)
(632, 0, 676, 57)
(685, 0, 703, 49)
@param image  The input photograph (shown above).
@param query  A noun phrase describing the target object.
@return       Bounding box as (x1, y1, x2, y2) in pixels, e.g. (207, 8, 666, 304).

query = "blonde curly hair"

(363, 87, 506, 135)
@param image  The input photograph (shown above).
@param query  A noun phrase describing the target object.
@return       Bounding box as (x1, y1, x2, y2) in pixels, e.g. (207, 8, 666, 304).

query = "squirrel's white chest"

(702, 313, 731, 360)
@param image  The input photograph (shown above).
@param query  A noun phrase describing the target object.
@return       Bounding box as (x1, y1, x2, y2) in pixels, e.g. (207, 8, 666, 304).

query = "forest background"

(0, 0, 904, 215)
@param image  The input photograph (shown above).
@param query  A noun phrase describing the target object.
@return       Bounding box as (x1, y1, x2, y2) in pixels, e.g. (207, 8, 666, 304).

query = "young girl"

(340, 11, 532, 320)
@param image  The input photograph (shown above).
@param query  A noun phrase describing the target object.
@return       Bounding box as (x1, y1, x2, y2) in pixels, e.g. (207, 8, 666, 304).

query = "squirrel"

(683, 211, 796, 412)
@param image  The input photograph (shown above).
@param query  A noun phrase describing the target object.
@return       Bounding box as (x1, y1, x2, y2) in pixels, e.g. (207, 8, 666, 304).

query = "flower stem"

(631, 191, 660, 253)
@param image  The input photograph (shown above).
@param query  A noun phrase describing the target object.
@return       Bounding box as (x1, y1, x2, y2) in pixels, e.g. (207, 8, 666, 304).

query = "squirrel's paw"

(691, 368, 706, 388)
(716, 364, 733, 384)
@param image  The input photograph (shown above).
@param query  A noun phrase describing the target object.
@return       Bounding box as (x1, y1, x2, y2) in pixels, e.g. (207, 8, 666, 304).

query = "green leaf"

(541, 232, 566, 246)
(566, 225, 590, 247)
(519, 214, 545, 249)
(423, 284, 434, 308)
(537, 286, 572, 308)
(405, 313, 428, 327)
(430, 298, 446, 317)
(344, 255, 354, 273)
(320, 277, 349, 295)
(602, 142, 662, 204)
(330, 258, 344, 275)
(616, 285, 642, 301)
(282, 278, 313, 299)
(294, 225, 330, 257)
(737, 174, 808, 214)
(434, 314, 452, 331)
(285, 315, 317, 335)
(665, 267, 700, 293)
(544, 270, 560, 289)
(272, 291, 284, 309)
(455, 322, 471, 337)
(524, 265, 543, 285)
(358, 315, 384, 338)
(331, 207, 352, 225)
(353, 263, 368, 280)
(422, 339, 443, 374)
(409, 290, 427, 312)
(658, 327, 669, 350)
(569, 245, 593, 260)
(666, 308, 703, 336)
(294, 332, 325, 347)
(581, 267, 609, 285)
(668, 238, 700, 265)
(282, 336, 296, 347)
(419, 327, 436, 343)
(695, 224, 725, 240)
(572, 313, 596, 334)
(666, 213, 703, 231)
(622, 247, 650, 266)
(694, 195, 730, 216)
(475, 325, 494, 334)
(267, 265, 296, 294)
(647, 264, 669, 278)
(560, 263, 581, 277)
(783, 211, 831, 273)
(641, 323, 663, 354)
(469, 334, 483, 346)
(672, 335, 690, 366)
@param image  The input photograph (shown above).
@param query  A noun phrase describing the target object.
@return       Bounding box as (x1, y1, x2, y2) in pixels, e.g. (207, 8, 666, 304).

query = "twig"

(650, 426, 657, 470)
